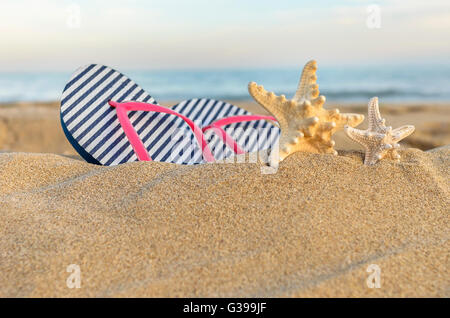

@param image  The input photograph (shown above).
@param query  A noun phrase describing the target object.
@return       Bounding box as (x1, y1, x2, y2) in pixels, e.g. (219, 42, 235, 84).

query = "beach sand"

(0, 101, 449, 297)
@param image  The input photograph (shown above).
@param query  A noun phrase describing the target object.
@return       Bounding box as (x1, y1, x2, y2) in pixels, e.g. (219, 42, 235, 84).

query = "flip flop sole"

(61, 64, 279, 165)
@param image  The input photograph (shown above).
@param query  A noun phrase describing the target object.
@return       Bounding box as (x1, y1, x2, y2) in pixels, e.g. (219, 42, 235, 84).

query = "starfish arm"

(335, 113, 365, 129)
(367, 97, 385, 131)
(344, 126, 370, 146)
(293, 60, 320, 103)
(311, 95, 326, 109)
(248, 82, 289, 128)
(391, 125, 415, 143)
(364, 148, 382, 165)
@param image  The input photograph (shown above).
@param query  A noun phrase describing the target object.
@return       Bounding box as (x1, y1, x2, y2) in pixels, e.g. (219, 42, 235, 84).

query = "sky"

(0, 0, 449, 71)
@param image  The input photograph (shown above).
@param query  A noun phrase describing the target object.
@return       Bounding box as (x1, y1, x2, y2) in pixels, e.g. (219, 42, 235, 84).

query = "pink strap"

(202, 115, 276, 155)
(109, 100, 215, 162)
(206, 126, 246, 154)
(109, 100, 278, 163)
(204, 115, 276, 129)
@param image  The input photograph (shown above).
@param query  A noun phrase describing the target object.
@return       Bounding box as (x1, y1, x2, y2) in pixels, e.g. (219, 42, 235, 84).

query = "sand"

(0, 101, 449, 297)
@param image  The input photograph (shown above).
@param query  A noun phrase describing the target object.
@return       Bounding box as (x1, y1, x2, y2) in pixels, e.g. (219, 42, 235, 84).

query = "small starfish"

(344, 97, 415, 165)
(248, 60, 364, 165)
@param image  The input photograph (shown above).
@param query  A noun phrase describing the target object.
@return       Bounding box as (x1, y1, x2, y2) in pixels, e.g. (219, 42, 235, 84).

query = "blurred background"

(0, 0, 449, 103)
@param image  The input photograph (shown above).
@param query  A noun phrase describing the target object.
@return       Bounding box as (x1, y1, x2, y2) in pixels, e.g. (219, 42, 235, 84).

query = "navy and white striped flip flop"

(60, 64, 280, 166)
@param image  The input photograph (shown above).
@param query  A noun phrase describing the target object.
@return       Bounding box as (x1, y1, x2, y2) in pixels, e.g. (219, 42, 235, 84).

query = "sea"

(0, 64, 449, 103)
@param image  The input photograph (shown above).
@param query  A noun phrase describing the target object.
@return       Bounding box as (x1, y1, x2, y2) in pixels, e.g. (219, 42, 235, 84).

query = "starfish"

(248, 60, 364, 165)
(344, 97, 415, 165)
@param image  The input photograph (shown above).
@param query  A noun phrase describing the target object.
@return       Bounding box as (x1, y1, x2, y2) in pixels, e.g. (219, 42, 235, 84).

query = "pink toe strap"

(109, 100, 215, 162)
(109, 100, 278, 163)
(202, 115, 276, 155)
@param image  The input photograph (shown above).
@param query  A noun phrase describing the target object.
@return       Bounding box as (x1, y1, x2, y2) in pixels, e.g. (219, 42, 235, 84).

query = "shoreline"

(3, 99, 450, 107)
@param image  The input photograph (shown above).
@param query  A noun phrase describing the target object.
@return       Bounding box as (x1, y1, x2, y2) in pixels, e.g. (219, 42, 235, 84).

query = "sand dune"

(0, 101, 448, 297)
(0, 147, 448, 297)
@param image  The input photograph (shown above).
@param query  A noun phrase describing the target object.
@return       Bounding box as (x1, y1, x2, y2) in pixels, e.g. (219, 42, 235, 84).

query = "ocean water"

(0, 64, 449, 103)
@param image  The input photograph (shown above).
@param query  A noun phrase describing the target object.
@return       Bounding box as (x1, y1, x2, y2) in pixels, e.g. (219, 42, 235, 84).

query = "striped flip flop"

(60, 64, 280, 165)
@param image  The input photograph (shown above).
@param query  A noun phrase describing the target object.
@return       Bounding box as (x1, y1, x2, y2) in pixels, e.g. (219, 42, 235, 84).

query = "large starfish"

(344, 97, 415, 165)
(248, 60, 364, 165)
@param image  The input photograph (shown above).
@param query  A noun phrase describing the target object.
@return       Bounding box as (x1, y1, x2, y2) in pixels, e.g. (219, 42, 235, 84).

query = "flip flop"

(60, 64, 280, 165)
